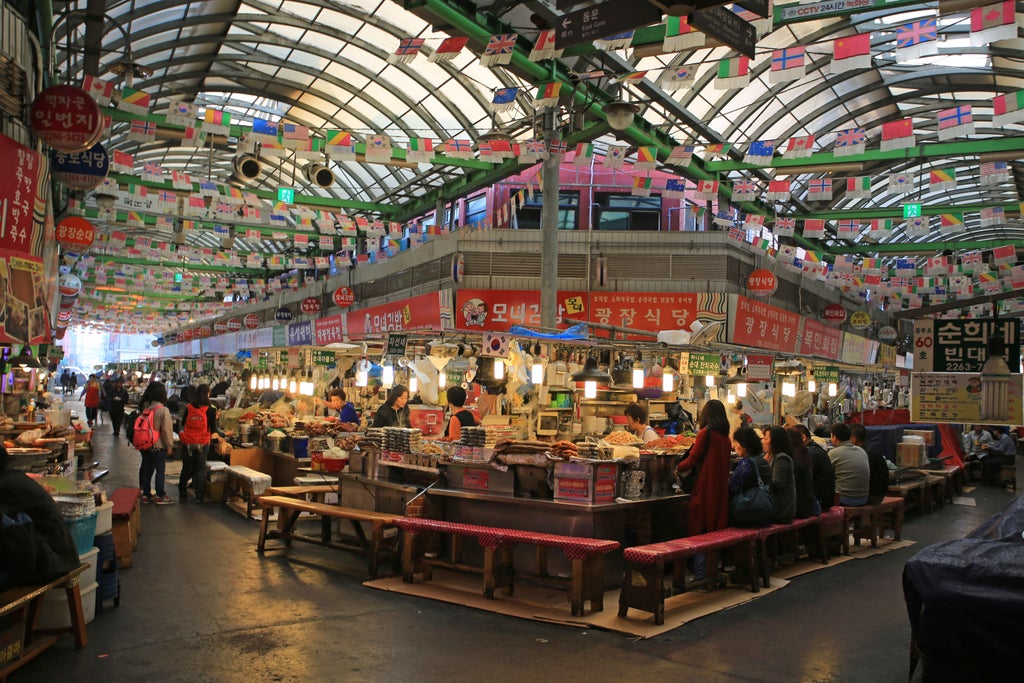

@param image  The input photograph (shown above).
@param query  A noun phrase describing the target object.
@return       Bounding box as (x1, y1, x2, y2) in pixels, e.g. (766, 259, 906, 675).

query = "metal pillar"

(540, 111, 560, 329)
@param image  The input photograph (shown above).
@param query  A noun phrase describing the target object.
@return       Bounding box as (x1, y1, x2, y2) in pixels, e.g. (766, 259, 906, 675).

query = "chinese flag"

(881, 118, 913, 140)
(834, 33, 870, 60)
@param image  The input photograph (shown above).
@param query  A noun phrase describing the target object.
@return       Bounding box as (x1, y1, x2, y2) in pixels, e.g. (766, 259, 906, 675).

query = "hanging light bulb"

(737, 382, 747, 398)
(493, 359, 505, 380)
(807, 375, 817, 393)
(355, 367, 368, 387)
(632, 363, 645, 389)
(828, 382, 838, 397)
(531, 361, 544, 385)
(381, 362, 394, 388)
(438, 369, 447, 388)
(705, 374, 715, 387)
(727, 391, 736, 404)
(288, 374, 298, 395)
(409, 374, 418, 394)
(249, 373, 258, 391)
(584, 379, 598, 399)
(271, 372, 280, 391)
(663, 369, 675, 393)
(782, 381, 796, 397)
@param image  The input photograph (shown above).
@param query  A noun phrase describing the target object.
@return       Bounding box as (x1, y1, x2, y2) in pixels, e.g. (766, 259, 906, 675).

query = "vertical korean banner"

(0, 134, 49, 343)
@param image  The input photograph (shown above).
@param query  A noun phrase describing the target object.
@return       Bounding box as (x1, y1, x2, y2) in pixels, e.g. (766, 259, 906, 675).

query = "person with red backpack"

(177, 384, 221, 503)
(136, 381, 176, 505)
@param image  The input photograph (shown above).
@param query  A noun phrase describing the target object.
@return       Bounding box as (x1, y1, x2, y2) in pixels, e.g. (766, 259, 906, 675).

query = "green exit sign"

(278, 187, 295, 203)
(903, 203, 921, 218)
(174, 272, 183, 283)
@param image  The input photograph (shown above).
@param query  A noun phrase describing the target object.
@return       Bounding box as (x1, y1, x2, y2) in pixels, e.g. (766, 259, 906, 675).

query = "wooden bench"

(265, 485, 340, 532)
(840, 497, 904, 555)
(0, 564, 89, 679)
(256, 495, 399, 578)
(110, 487, 141, 569)
(755, 507, 847, 587)
(394, 517, 620, 617)
(224, 466, 272, 519)
(618, 528, 761, 624)
(887, 478, 930, 515)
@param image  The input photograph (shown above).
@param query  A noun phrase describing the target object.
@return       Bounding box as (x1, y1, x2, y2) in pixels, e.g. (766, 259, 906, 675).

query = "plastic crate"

(65, 513, 98, 555)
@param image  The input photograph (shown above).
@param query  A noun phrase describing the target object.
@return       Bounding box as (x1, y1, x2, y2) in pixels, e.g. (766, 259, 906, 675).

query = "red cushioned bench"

(394, 517, 620, 617)
(618, 527, 761, 625)
(755, 507, 846, 587)
(110, 487, 141, 569)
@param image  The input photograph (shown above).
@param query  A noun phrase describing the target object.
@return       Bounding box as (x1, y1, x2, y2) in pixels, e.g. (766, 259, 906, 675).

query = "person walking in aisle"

(80, 374, 103, 428)
(138, 381, 176, 505)
(178, 384, 221, 502)
(107, 378, 129, 437)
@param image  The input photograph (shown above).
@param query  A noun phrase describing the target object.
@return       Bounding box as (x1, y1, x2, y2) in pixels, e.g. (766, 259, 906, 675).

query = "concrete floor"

(20, 406, 1018, 683)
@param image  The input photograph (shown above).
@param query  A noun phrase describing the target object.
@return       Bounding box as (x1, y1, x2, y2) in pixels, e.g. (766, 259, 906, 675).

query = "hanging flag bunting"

(142, 161, 165, 183)
(202, 108, 231, 135)
(802, 219, 825, 238)
(887, 172, 914, 194)
(837, 219, 861, 239)
(83, 75, 114, 106)
(529, 29, 563, 61)
(845, 176, 871, 199)
(666, 145, 695, 165)
(364, 134, 392, 162)
(832, 127, 867, 157)
(880, 118, 915, 151)
(631, 176, 653, 197)
(807, 177, 833, 201)
(662, 16, 705, 52)
(783, 134, 815, 159)
(980, 160, 1010, 185)
(249, 118, 278, 143)
(993, 90, 1024, 126)
(387, 37, 425, 64)
(442, 138, 474, 159)
(110, 150, 134, 173)
(831, 33, 871, 74)
(118, 86, 152, 115)
(634, 146, 657, 170)
(171, 170, 192, 190)
(165, 98, 198, 127)
(929, 168, 957, 192)
(663, 178, 687, 199)
(970, 1, 1018, 46)
(695, 179, 718, 201)
(716, 56, 750, 89)
(743, 140, 775, 165)
(572, 142, 594, 166)
(770, 47, 805, 84)
(992, 243, 1017, 265)
(939, 212, 965, 235)
(480, 33, 517, 67)
(936, 105, 974, 139)
(765, 179, 791, 201)
(732, 179, 758, 202)
(593, 31, 634, 51)
(774, 217, 796, 236)
(281, 123, 310, 150)
(518, 139, 546, 162)
(905, 215, 929, 237)
(960, 251, 984, 272)
(869, 218, 892, 238)
(603, 145, 628, 169)
(490, 87, 518, 112)
(406, 137, 434, 163)
(895, 18, 938, 60)
(428, 36, 468, 63)
(660, 66, 696, 91)
(717, 209, 737, 227)
(534, 82, 562, 109)
(704, 142, 731, 158)
(128, 119, 157, 142)
(980, 206, 1005, 226)
(743, 213, 765, 230)
(547, 139, 567, 156)
(325, 130, 356, 160)
(182, 126, 207, 148)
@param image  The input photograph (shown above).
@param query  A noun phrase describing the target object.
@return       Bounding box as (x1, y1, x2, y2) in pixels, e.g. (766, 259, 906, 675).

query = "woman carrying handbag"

(728, 427, 774, 527)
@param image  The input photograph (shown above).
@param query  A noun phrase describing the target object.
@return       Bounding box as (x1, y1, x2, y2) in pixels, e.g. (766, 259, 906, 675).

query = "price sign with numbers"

(688, 353, 721, 376)
(312, 349, 337, 366)
(386, 333, 408, 357)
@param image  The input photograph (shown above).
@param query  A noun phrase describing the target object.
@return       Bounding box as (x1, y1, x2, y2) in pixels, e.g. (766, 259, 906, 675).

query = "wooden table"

(888, 478, 931, 514)
(913, 465, 963, 504)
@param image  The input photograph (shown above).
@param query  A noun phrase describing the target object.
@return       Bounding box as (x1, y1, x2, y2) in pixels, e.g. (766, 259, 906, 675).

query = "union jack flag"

(525, 140, 547, 155)
(481, 33, 517, 66)
(775, 217, 796, 231)
(896, 18, 937, 49)
(733, 180, 758, 198)
(834, 127, 866, 148)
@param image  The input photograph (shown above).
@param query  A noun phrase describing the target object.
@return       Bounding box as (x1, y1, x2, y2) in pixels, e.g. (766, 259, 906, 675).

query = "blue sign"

(286, 320, 312, 346)
(51, 142, 109, 190)
(274, 306, 294, 323)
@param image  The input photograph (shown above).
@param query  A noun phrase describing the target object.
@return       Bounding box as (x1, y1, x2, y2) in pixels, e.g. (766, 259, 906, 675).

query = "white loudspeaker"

(303, 162, 334, 188)
(233, 154, 262, 180)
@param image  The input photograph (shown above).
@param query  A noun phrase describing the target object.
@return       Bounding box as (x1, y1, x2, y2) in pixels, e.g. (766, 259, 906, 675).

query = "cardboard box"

(897, 442, 927, 467)
(903, 429, 934, 446)
(553, 461, 620, 503)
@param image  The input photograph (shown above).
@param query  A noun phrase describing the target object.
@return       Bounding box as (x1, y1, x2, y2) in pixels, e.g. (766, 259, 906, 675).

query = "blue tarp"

(508, 323, 588, 341)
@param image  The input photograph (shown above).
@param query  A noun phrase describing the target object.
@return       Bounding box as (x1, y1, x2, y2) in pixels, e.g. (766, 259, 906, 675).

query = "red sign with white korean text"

(345, 291, 442, 338)
(0, 134, 41, 255)
(56, 216, 96, 247)
(315, 314, 344, 345)
(730, 295, 801, 353)
(227, 318, 242, 332)
(799, 317, 843, 360)
(822, 303, 847, 325)
(745, 355, 775, 382)
(300, 296, 322, 315)
(588, 292, 698, 338)
(243, 313, 260, 329)
(333, 286, 355, 307)
(30, 85, 103, 153)
(213, 320, 228, 333)
(746, 268, 778, 297)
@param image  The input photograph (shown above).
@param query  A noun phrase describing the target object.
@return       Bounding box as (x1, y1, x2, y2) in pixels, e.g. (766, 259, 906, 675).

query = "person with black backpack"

(177, 384, 222, 503)
(136, 381, 176, 505)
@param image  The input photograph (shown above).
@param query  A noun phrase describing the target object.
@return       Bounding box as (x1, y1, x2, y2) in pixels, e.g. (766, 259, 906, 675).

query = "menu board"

(913, 319, 1020, 372)
(911, 372, 1024, 425)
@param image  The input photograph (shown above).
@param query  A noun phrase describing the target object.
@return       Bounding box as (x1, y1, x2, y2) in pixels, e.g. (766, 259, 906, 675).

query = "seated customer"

(982, 426, 1016, 486)
(762, 426, 797, 524)
(849, 424, 891, 505)
(728, 426, 773, 526)
(444, 386, 477, 441)
(794, 424, 835, 512)
(829, 423, 870, 507)
(786, 426, 820, 518)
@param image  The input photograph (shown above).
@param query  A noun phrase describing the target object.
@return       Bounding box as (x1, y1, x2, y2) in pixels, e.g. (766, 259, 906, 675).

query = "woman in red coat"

(675, 399, 731, 579)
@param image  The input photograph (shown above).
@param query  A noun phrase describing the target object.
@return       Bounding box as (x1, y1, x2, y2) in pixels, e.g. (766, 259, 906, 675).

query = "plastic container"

(292, 436, 309, 459)
(94, 500, 114, 536)
(37, 581, 98, 628)
(65, 513, 98, 555)
(79, 545, 100, 586)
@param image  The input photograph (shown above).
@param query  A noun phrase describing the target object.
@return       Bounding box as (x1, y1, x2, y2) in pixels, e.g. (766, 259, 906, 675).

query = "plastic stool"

(94, 532, 120, 612)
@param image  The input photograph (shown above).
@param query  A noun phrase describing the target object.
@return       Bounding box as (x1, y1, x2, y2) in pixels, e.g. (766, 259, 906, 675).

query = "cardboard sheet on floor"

(364, 568, 790, 638)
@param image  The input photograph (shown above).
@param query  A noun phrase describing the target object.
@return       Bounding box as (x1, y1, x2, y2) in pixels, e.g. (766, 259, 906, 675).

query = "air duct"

(303, 162, 335, 188)
(233, 153, 262, 180)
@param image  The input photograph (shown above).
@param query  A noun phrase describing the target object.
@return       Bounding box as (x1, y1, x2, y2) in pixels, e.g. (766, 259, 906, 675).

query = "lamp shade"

(571, 357, 612, 384)
(11, 346, 41, 369)
(602, 101, 638, 131)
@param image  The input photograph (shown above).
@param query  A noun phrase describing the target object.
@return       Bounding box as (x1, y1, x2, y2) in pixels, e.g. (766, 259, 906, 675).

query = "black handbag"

(730, 457, 774, 526)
